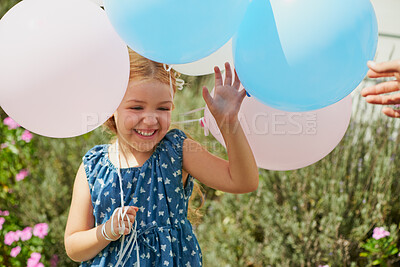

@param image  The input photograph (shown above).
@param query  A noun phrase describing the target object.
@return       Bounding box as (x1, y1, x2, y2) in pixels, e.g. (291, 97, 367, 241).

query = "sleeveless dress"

(79, 129, 203, 267)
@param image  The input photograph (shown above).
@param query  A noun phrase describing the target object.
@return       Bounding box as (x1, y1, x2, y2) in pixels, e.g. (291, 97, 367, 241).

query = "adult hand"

(361, 60, 400, 118)
(202, 62, 247, 127)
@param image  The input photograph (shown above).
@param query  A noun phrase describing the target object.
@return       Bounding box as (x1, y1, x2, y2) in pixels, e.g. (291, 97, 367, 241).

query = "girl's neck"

(111, 139, 155, 168)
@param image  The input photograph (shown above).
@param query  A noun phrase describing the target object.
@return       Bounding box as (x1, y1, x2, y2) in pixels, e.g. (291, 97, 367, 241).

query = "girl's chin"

(129, 140, 158, 153)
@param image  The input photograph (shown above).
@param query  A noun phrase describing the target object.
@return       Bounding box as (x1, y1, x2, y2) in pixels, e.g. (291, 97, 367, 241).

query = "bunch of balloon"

(0, 0, 129, 138)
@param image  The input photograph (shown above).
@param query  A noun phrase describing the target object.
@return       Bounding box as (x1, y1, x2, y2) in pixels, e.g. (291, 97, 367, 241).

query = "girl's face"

(113, 79, 173, 153)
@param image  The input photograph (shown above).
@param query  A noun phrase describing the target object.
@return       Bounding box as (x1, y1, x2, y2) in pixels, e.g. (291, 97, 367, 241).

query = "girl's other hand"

(202, 62, 247, 127)
(105, 206, 139, 241)
(361, 60, 400, 118)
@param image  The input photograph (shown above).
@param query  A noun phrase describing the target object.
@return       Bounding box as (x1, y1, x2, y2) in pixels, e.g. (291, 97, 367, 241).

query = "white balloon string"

(163, 64, 175, 98)
(114, 139, 140, 267)
(173, 107, 210, 136)
(178, 107, 205, 116)
(199, 117, 209, 136)
(172, 118, 203, 124)
(176, 78, 185, 90)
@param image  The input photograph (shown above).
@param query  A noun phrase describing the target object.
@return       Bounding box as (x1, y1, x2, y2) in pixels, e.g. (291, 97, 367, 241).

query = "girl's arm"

(65, 162, 138, 262)
(64, 163, 111, 262)
(182, 63, 259, 194)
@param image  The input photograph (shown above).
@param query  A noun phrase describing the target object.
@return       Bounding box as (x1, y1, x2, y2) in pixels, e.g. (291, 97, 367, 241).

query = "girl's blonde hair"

(102, 48, 204, 225)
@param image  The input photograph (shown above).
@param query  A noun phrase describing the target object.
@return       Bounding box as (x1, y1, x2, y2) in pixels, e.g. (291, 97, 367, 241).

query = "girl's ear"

(172, 103, 175, 111)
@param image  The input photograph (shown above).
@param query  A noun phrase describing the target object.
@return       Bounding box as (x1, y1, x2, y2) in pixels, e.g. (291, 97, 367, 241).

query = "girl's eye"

(130, 107, 143, 110)
(159, 108, 170, 111)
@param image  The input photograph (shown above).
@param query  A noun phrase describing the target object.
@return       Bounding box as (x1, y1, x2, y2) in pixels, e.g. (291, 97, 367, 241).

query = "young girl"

(64, 49, 259, 267)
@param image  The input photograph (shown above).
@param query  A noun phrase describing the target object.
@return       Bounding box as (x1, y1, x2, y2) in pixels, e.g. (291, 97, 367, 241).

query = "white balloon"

(89, 0, 104, 7)
(172, 39, 233, 76)
(0, 0, 129, 138)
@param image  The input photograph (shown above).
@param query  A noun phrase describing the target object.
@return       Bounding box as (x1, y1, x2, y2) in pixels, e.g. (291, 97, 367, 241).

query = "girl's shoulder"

(162, 128, 189, 156)
(164, 128, 187, 143)
(81, 144, 108, 173)
(82, 144, 108, 162)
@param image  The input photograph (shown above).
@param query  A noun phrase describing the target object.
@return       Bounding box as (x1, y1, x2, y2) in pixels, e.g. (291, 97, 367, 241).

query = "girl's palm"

(202, 62, 247, 126)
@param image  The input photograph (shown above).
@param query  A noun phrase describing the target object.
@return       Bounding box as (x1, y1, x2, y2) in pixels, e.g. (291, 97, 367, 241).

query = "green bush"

(0, 114, 55, 266)
(195, 92, 400, 267)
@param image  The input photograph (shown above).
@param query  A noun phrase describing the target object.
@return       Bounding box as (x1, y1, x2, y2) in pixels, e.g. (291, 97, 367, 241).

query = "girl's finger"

(382, 107, 400, 118)
(238, 89, 247, 105)
(233, 69, 241, 90)
(202, 86, 214, 109)
(365, 93, 400, 105)
(224, 62, 233, 86)
(361, 81, 400, 97)
(214, 66, 223, 88)
(127, 207, 138, 216)
(368, 60, 400, 74)
(123, 214, 136, 224)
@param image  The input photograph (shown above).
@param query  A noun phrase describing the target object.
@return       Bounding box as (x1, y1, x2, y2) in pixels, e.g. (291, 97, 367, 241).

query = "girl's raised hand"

(104, 206, 139, 241)
(202, 62, 247, 128)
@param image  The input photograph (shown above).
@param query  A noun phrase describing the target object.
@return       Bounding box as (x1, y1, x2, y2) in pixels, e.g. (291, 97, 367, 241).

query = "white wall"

(371, 0, 400, 61)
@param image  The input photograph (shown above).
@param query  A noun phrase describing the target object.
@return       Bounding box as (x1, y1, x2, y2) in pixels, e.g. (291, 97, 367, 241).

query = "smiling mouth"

(134, 129, 157, 137)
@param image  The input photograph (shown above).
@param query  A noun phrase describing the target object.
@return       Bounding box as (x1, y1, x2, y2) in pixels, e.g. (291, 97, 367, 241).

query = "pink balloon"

(0, 0, 129, 138)
(204, 90, 352, 171)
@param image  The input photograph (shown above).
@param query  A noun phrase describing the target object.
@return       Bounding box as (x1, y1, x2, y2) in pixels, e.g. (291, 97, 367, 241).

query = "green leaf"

(7, 144, 19, 155)
(389, 246, 399, 255)
(372, 259, 381, 265)
(359, 252, 369, 257)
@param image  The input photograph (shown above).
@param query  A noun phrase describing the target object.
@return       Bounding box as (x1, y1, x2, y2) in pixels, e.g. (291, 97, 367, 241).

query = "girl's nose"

(142, 114, 158, 125)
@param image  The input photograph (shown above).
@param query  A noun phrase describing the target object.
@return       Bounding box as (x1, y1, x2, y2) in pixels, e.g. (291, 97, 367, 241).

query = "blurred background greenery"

(1, 0, 400, 266)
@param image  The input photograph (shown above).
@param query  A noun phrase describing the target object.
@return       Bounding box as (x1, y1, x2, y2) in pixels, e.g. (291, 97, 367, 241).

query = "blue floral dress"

(79, 129, 202, 267)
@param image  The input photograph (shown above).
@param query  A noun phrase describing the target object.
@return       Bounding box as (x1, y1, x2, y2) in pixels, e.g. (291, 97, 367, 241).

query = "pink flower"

(2, 210, 9, 216)
(15, 230, 22, 239)
(0, 217, 5, 230)
(4, 231, 19, 245)
(50, 254, 59, 267)
(21, 227, 33, 241)
(33, 223, 48, 239)
(31, 252, 41, 261)
(373, 227, 390, 240)
(3, 117, 20, 130)
(21, 130, 33, 142)
(15, 169, 29, 182)
(10, 246, 21, 257)
(27, 252, 42, 267)
(27, 253, 44, 267)
(0, 143, 8, 149)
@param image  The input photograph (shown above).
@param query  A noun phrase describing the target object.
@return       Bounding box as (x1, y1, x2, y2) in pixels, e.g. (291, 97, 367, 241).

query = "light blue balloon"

(234, 0, 378, 111)
(104, 0, 250, 64)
